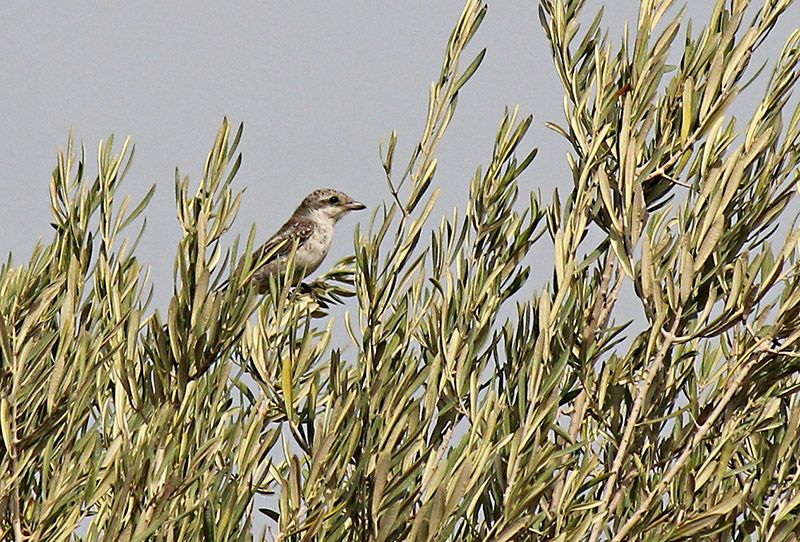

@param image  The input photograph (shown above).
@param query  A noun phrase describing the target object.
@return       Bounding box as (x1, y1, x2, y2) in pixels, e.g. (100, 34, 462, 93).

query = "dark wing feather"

(253, 217, 316, 264)
(227, 216, 314, 287)
(218, 216, 316, 292)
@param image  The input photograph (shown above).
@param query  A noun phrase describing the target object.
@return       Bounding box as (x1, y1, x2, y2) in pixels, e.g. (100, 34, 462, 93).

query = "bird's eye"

(328, 196, 340, 205)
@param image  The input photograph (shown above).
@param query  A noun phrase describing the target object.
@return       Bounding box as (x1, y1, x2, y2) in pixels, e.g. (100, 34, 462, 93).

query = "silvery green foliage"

(1, 0, 800, 540)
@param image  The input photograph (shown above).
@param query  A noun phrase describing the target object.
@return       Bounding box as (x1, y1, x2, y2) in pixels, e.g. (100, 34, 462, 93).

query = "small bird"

(240, 188, 365, 294)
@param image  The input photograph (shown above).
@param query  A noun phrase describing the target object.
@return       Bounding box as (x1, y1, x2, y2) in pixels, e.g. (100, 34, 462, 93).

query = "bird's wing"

(218, 216, 315, 291)
(254, 216, 316, 264)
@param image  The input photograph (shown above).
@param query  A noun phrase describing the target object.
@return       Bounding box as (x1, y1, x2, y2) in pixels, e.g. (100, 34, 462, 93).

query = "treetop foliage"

(2, 0, 800, 540)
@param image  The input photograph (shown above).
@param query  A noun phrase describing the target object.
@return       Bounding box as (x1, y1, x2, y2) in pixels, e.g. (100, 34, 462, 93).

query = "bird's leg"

(296, 280, 332, 311)
(296, 281, 313, 295)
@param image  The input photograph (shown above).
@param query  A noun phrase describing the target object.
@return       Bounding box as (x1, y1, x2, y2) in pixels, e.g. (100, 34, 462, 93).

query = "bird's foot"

(296, 282, 314, 295)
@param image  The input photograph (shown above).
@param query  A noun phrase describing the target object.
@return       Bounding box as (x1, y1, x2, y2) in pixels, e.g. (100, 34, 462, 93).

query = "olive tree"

(1, 0, 799, 540)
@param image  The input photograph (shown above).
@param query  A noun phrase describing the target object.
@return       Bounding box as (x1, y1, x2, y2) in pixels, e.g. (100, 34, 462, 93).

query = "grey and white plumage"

(244, 188, 365, 294)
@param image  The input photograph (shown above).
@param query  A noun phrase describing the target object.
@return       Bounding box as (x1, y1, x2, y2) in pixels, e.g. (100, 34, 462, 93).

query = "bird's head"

(297, 188, 366, 223)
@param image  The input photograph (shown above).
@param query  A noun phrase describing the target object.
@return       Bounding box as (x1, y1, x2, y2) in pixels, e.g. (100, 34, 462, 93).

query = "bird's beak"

(346, 200, 366, 211)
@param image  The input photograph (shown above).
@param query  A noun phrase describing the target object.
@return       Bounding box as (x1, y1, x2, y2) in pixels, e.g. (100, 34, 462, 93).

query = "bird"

(235, 188, 365, 294)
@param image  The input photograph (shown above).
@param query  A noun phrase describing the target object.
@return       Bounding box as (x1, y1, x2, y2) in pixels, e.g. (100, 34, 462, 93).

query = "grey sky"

(1, 1, 798, 536)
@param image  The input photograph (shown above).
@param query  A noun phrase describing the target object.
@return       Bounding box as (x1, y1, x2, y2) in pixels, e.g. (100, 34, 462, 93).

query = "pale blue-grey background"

(1, 1, 797, 537)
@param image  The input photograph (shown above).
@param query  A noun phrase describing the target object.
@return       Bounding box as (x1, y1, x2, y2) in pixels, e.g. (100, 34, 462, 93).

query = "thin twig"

(611, 353, 762, 541)
(552, 254, 621, 515)
(385, 170, 408, 218)
(588, 311, 682, 542)
(8, 338, 24, 542)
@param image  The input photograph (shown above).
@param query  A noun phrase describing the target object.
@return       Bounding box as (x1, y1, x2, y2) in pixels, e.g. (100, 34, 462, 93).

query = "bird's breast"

(296, 224, 332, 272)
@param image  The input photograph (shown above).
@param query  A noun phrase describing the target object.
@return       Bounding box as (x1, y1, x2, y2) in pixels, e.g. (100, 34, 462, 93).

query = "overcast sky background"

(1, 0, 798, 536)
